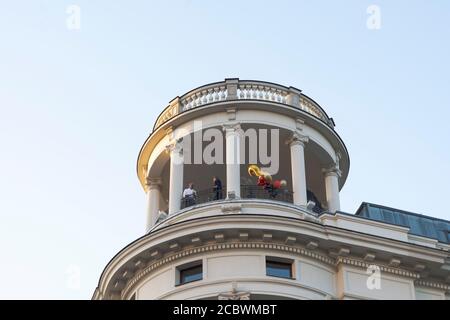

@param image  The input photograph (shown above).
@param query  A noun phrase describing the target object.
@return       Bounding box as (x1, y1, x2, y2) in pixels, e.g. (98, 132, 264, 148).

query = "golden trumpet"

(248, 164, 262, 177)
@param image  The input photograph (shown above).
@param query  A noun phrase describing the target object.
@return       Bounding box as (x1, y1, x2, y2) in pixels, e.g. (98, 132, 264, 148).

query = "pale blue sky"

(0, 1, 449, 299)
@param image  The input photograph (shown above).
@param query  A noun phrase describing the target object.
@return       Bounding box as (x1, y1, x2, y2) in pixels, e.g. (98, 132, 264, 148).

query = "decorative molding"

(118, 241, 335, 299)
(239, 233, 249, 241)
(389, 258, 402, 267)
(165, 138, 183, 156)
(335, 257, 420, 279)
(295, 118, 305, 131)
(122, 270, 132, 279)
(150, 250, 160, 258)
(414, 264, 426, 272)
(286, 131, 309, 147)
(106, 237, 439, 299)
(338, 247, 350, 256)
(191, 237, 202, 246)
(165, 126, 174, 140)
(145, 177, 162, 191)
(214, 234, 225, 243)
(218, 281, 250, 300)
(133, 259, 146, 270)
(335, 151, 342, 170)
(414, 280, 450, 292)
(96, 212, 449, 299)
(306, 241, 318, 250)
(221, 203, 242, 214)
(226, 108, 236, 121)
(322, 164, 342, 178)
(364, 253, 376, 262)
(328, 250, 338, 258)
(222, 122, 242, 135)
(285, 236, 296, 245)
(218, 291, 251, 300)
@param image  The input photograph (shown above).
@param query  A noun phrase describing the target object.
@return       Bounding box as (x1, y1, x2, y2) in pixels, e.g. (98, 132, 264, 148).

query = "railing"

(240, 184, 294, 204)
(180, 184, 294, 209)
(180, 83, 228, 111)
(180, 188, 225, 209)
(154, 79, 334, 130)
(237, 81, 289, 104)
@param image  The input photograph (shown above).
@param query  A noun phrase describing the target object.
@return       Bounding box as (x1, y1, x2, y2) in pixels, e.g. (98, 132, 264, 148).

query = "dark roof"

(355, 203, 450, 244)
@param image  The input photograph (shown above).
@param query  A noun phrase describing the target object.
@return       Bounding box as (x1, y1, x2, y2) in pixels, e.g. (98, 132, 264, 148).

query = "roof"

(355, 202, 450, 244)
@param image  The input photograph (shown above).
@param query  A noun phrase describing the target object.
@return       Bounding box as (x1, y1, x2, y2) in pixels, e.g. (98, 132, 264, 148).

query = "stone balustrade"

(154, 78, 333, 129)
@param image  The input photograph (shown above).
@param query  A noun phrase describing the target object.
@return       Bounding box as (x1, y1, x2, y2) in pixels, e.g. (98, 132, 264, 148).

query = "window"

(266, 257, 293, 279)
(176, 261, 203, 285)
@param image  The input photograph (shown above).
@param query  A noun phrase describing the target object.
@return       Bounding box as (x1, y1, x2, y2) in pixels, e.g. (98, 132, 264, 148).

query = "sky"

(0, 0, 449, 299)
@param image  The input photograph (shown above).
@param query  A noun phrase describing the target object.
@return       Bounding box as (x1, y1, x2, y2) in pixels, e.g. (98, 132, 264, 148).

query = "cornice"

(414, 279, 450, 292)
(120, 240, 335, 299)
(117, 240, 431, 299)
(335, 256, 420, 279)
(95, 213, 449, 299)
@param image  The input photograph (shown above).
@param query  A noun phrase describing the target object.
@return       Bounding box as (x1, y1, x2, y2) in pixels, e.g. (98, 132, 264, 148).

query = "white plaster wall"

(298, 260, 336, 296)
(321, 214, 409, 243)
(137, 267, 173, 300)
(337, 265, 415, 300)
(414, 287, 445, 300)
(207, 254, 264, 279)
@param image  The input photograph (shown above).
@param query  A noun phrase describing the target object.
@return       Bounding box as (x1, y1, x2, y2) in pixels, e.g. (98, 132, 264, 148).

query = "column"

(323, 165, 341, 213)
(145, 177, 161, 232)
(223, 122, 241, 199)
(167, 138, 184, 215)
(288, 131, 309, 206)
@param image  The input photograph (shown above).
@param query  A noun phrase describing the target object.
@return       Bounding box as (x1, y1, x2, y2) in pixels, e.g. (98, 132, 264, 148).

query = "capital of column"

(165, 138, 183, 156)
(145, 177, 162, 191)
(222, 122, 242, 136)
(322, 164, 342, 178)
(286, 131, 309, 147)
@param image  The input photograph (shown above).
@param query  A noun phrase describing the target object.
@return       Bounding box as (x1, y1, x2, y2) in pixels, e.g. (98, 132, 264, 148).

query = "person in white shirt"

(182, 183, 197, 207)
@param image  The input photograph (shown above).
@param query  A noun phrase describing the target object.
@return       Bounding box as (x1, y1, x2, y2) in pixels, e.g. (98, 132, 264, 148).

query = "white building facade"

(93, 79, 450, 300)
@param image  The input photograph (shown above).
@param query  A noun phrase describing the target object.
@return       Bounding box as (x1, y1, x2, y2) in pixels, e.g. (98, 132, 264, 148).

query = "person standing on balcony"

(183, 183, 197, 207)
(213, 176, 223, 200)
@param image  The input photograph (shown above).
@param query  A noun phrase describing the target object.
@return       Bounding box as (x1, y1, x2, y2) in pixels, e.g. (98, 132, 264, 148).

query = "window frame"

(176, 260, 203, 286)
(265, 256, 295, 280)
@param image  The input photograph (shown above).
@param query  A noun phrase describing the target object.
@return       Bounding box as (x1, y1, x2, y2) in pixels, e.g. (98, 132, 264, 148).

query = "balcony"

(154, 78, 335, 130)
(180, 184, 323, 213)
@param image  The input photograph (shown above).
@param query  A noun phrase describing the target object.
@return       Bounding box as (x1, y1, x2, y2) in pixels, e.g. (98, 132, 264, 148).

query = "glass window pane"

(180, 265, 202, 284)
(266, 261, 292, 278)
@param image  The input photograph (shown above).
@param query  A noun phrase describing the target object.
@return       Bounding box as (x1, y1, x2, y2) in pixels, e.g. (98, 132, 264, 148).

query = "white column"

(145, 177, 161, 232)
(223, 122, 241, 198)
(323, 165, 341, 213)
(288, 131, 309, 206)
(167, 139, 184, 215)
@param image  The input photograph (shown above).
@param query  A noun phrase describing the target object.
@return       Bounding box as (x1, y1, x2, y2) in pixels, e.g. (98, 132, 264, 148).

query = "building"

(93, 79, 450, 300)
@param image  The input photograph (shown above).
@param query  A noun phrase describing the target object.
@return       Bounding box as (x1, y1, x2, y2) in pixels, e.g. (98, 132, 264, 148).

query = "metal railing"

(154, 79, 334, 130)
(240, 184, 294, 203)
(180, 188, 225, 209)
(180, 184, 294, 209)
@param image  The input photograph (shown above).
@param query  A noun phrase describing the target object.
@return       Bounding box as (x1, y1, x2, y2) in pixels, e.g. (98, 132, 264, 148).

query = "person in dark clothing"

(212, 176, 223, 200)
